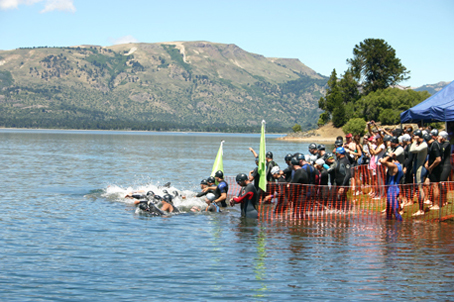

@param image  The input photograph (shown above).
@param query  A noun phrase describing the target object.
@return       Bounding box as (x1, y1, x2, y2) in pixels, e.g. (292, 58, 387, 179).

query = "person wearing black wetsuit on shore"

(425, 130, 442, 210)
(438, 131, 452, 207)
(439, 131, 452, 182)
(230, 173, 258, 219)
(333, 147, 352, 210)
(401, 134, 415, 207)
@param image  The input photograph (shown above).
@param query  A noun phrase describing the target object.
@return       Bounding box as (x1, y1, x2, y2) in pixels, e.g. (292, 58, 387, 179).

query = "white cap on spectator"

(439, 131, 448, 139)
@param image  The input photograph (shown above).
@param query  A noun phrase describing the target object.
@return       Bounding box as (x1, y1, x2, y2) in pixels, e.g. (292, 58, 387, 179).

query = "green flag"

(257, 120, 267, 192)
(211, 140, 224, 177)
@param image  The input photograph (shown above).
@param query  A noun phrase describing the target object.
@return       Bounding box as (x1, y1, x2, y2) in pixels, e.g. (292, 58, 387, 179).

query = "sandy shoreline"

(277, 136, 337, 143)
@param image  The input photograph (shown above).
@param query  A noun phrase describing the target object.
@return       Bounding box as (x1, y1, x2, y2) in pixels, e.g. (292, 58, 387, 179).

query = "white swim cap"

(439, 131, 448, 140)
(315, 158, 325, 166)
(270, 166, 280, 175)
(206, 193, 216, 201)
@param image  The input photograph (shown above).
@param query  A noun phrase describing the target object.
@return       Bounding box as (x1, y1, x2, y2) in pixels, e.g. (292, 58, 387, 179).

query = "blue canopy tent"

(400, 80, 454, 123)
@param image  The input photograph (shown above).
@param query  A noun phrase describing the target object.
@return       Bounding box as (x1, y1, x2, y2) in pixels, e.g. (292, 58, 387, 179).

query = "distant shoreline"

(0, 127, 287, 137)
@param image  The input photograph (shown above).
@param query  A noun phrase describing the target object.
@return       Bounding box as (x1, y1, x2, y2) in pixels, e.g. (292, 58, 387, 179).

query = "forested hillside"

(0, 42, 328, 132)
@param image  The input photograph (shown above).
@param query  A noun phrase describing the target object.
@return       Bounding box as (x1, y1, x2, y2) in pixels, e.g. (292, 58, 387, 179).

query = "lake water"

(1, 129, 453, 301)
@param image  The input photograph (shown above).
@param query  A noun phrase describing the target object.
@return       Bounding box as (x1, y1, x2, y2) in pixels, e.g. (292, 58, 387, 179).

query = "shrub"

(342, 118, 367, 136)
(292, 123, 302, 133)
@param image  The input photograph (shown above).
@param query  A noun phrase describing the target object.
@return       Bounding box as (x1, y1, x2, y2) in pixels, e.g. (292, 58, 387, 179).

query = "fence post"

(439, 182, 443, 222)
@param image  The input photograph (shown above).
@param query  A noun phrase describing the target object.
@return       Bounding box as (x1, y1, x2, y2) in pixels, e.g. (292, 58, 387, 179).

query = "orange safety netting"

(225, 169, 454, 222)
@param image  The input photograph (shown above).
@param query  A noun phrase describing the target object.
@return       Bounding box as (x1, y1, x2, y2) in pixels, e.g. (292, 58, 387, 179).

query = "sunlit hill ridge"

(0, 42, 328, 132)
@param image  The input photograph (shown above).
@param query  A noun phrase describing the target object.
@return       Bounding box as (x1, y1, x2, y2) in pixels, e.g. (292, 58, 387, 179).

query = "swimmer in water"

(161, 193, 180, 213)
(191, 193, 222, 213)
(230, 173, 258, 219)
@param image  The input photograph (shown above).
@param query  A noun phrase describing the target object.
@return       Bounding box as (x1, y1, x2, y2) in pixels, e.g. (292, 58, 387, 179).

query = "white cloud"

(0, 0, 75, 12)
(40, 0, 75, 13)
(110, 35, 139, 45)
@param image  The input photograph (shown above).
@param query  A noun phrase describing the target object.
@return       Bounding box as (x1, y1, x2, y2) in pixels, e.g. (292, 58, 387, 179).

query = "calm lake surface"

(1, 129, 453, 301)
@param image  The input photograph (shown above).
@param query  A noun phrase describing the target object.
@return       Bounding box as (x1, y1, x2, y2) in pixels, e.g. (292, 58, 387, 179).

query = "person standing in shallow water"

(230, 173, 258, 219)
(379, 152, 403, 221)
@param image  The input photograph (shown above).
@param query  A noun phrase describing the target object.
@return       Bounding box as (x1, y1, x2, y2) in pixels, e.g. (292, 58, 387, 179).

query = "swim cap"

(206, 193, 216, 202)
(439, 131, 448, 139)
(414, 129, 423, 138)
(336, 147, 346, 155)
(296, 153, 305, 161)
(270, 166, 280, 175)
(323, 153, 334, 160)
(423, 133, 431, 142)
(215, 170, 224, 178)
(390, 136, 399, 144)
(207, 176, 215, 184)
(315, 158, 325, 166)
(146, 191, 155, 197)
(430, 129, 439, 136)
(235, 173, 248, 183)
(308, 143, 317, 150)
(266, 151, 273, 159)
(285, 153, 293, 162)
(402, 134, 411, 142)
(335, 139, 343, 147)
(317, 144, 325, 151)
(200, 179, 208, 185)
(290, 157, 300, 166)
(163, 194, 173, 203)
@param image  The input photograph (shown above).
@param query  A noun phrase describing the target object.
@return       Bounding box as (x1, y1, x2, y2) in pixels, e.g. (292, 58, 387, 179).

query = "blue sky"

(1, 0, 453, 87)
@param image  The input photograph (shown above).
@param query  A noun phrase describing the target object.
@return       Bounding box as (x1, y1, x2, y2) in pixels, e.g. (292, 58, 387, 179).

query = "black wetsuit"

(235, 182, 258, 219)
(196, 189, 215, 198)
(318, 168, 329, 186)
(291, 167, 309, 184)
(440, 141, 452, 181)
(403, 144, 415, 184)
(428, 140, 442, 182)
(266, 160, 278, 181)
(214, 180, 229, 207)
(334, 156, 351, 187)
(251, 167, 260, 190)
(137, 200, 165, 216)
(283, 165, 292, 182)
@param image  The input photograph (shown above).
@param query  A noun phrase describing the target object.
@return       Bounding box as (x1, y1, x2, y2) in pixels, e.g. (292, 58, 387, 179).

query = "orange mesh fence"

(226, 171, 454, 222)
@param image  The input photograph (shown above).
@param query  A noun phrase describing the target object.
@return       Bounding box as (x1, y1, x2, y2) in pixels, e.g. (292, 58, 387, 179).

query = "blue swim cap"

(336, 147, 346, 154)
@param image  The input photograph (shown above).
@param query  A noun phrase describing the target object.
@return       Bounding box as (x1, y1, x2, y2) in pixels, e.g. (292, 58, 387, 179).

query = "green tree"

(318, 69, 359, 127)
(292, 123, 302, 133)
(338, 70, 360, 120)
(342, 118, 367, 136)
(356, 88, 430, 123)
(347, 38, 410, 95)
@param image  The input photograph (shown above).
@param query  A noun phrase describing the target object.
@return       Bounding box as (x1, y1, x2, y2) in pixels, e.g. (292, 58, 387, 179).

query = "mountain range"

(0, 42, 328, 132)
(0, 42, 449, 132)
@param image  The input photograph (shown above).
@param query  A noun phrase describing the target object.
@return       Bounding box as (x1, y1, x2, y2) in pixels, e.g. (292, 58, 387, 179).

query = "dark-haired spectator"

(410, 130, 428, 216)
